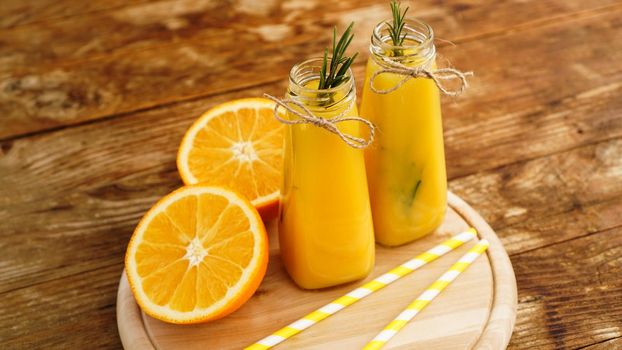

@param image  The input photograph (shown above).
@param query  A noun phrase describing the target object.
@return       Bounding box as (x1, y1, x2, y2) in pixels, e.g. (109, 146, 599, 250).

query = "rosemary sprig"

(318, 22, 358, 90)
(387, 0, 409, 52)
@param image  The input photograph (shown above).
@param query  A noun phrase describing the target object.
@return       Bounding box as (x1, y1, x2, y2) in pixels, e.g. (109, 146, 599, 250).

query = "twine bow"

(263, 94, 375, 149)
(370, 57, 473, 95)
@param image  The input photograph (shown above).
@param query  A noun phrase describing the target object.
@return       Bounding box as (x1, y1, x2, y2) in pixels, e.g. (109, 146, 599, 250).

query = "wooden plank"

(3, 0, 616, 72)
(0, 0, 153, 28)
(442, 8, 622, 178)
(507, 227, 622, 349)
(498, 197, 622, 256)
(1, 0, 620, 139)
(449, 138, 622, 231)
(0, 263, 123, 349)
(579, 338, 622, 350)
(0, 0, 373, 71)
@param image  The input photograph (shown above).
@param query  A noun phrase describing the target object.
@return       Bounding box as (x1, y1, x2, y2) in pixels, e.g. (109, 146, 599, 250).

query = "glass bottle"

(279, 58, 375, 289)
(360, 19, 447, 246)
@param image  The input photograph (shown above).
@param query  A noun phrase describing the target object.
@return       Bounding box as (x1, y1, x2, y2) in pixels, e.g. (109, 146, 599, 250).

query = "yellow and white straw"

(362, 239, 490, 350)
(245, 229, 478, 350)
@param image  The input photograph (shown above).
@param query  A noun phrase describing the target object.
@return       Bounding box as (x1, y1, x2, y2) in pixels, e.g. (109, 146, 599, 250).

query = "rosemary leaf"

(318, 22, 358, 90)
(387, 0, 409, 49)
(319, 48, 327, 89)
(334, 53, 358, 86)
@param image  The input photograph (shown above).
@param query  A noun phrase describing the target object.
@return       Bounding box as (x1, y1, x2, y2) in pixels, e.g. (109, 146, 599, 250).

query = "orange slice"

(125, 185, 269, 324)
(177, 98, 284, 219)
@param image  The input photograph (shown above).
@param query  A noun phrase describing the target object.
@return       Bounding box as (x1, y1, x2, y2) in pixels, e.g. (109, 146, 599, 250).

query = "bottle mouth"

(371, 18, 435, 63)
(288, 57, 355, 108)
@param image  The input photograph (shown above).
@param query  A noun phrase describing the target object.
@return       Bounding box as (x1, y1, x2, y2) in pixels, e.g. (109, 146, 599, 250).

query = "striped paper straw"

(244, 228, 477, 350)
(362, 239, 490, 350)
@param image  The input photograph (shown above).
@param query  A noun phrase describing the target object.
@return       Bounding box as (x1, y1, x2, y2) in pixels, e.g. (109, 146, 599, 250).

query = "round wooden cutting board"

(117, 192, 517, 349)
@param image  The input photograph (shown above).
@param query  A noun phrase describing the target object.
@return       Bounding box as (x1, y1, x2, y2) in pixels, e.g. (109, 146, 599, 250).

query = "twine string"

(370, 57, 473, 95)
(263, 94, 375, 149)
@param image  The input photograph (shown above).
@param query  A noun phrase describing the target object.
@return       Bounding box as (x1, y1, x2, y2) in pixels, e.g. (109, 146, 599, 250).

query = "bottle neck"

(370, 18, 436, 69)
(286, 58, 355, 115)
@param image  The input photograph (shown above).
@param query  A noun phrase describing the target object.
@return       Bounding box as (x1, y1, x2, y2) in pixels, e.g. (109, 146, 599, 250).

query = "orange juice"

(279, 58, 375, 289)
(360, 19, 447, 246)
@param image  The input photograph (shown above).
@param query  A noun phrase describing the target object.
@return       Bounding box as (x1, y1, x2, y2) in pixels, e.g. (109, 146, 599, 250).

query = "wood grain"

(0, 0, 152, 28)
(450, 138, 622, 232)
(498, 196, 622, 256)
(1, 0, 621, 139)
(508, 227, 622, 349)
(580, 338, 622, 350)
(0, 262, 123, 349)
(3, 0, 617, 72)
(1, 0, 621, 349)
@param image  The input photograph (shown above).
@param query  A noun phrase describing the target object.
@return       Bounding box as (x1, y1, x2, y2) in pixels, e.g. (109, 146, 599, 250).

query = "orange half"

(125, 185, 269, 324)
(177, 98, 284, 219)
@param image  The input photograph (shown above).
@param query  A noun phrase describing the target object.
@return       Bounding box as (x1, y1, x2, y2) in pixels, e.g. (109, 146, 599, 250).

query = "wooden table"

(1, 1, 621, 349)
